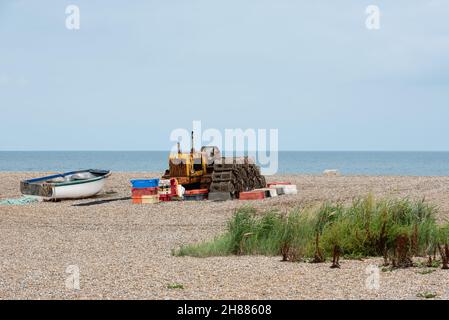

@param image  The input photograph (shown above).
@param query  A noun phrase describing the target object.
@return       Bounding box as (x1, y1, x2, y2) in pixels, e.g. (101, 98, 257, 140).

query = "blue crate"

(130, 179, 159, 188)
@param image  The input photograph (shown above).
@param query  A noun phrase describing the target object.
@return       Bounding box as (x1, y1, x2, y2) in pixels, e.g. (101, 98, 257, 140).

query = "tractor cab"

(200, 146, 221, 165)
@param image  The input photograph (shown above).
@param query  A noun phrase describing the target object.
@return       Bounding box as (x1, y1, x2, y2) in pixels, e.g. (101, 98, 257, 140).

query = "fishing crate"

(184, 189, 208, 201)
(267, 182, 291, 188)
(130, 179, 159, 188)
(184, 194, 208, 201)
(132, 195, 159, 204)
(239, 190, 265, 200)
(269, 184, 297, 195)
(159, 194, 172, 202)
(185, 189, 209, 196)
(131, 187, 158, 197)
(254, 188, 278, 197)
(159, 178, 178, 196)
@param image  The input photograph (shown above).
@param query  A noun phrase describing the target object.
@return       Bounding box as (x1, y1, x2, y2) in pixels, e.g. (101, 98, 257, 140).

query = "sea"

(0, 151, 448, 176)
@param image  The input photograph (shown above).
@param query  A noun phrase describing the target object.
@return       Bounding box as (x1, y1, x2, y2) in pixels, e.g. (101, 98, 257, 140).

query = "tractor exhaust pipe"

(190, 131, 195, 154)
(190, 131, 195, 175)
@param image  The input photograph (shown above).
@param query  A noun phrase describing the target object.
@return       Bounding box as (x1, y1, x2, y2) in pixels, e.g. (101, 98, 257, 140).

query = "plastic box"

(132, 195, 159, 204)
(130, 179, 159, 188)
(184, 194, 208, 201)
(185, 189, 209, 195)
(239, 191, 265, 200)
(131, 187, 158, 197)
(267, 182, 292, 188)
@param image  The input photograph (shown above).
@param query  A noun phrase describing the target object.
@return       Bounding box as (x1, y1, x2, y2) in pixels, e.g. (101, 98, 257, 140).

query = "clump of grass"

(381, 266, 393, 272)
(416, 259, 441, 268)
(175, 207, 259, 257)
(417, 269, 435, 275)
(174, 196, 449, 269)
(436, 224, 449, 269)
(417, 291, 437, 299)
(167, 283, 184, 289)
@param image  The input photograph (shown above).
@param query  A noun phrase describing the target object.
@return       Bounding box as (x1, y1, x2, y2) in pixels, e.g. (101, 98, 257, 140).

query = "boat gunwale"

(23, 169, 111, 187)
(47, 175, 107, 187)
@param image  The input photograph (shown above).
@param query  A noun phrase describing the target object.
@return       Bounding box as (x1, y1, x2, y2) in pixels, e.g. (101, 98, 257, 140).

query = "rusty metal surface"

(20, 181, 53, 197)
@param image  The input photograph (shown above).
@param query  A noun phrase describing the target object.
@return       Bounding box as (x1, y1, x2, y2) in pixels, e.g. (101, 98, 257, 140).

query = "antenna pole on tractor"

(190, 131, 195, 154)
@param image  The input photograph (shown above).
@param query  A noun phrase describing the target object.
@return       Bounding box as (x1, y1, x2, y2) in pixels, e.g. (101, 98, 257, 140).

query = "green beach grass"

(174, 195, 449, 268)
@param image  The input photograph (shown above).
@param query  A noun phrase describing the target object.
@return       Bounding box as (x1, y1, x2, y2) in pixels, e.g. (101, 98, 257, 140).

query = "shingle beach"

(1, 172, 449, 299)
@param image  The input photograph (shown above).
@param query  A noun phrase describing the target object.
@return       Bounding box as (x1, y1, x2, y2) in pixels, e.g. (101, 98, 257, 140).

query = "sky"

(0, 0, 448, 151)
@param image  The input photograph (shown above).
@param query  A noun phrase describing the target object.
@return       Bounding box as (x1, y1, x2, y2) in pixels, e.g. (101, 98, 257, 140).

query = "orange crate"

(132, 195, 159, 204)
(185, 189, 209, 195)
(239, 191, 265, 200)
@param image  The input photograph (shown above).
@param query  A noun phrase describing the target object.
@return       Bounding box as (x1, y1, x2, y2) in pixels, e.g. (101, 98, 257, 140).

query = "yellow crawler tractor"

(162, 132, 266, 200)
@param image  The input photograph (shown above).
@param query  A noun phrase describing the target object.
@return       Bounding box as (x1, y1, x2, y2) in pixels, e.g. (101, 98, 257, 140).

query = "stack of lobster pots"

(130, 179, 160, 204)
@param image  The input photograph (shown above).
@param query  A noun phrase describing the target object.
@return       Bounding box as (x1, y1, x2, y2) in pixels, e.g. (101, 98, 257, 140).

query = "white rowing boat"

(20, 169, 111, 200)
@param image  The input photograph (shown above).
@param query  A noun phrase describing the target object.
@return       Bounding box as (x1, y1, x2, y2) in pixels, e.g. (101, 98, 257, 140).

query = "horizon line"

(2, 150, 449, 153)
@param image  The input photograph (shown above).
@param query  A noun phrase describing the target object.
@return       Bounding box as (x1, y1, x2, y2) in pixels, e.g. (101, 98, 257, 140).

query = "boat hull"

(20, 169, 111, 200)
(52, 178, 106, 199)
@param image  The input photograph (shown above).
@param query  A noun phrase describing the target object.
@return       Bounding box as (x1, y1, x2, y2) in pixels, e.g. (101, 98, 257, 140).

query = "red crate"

(159, 183, 177, 196)
(185, 189, 209, 195)
(239, 191, 265, 200)
(184, 194, 208, 201)
(159, 194, 172, 202)
(132, 187, 158, 197)
(267, 182, 292, 188)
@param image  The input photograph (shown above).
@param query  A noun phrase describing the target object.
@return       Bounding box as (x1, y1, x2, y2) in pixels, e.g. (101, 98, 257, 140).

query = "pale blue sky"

(0, 1, 448, 151)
